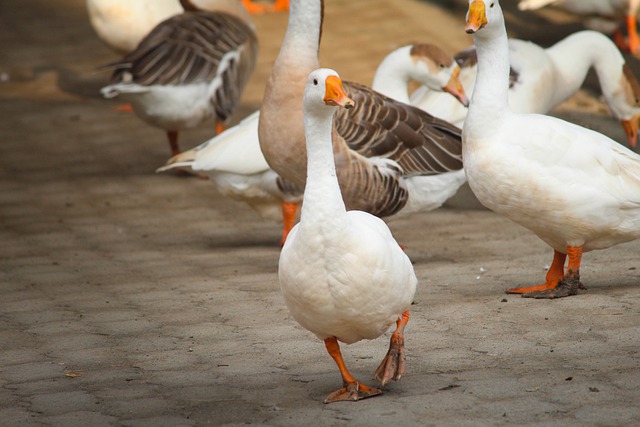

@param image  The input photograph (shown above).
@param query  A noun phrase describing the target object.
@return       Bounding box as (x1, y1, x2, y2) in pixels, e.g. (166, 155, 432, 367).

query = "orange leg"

(508, 247, 585, 299)
(279, 201, 298, 246)
(215, 122, 227, 136)
(628, 14, 640, 55)
(113, 103, 133, 113)
(270, 0, 289, 12)
(167, 130, 180, 157)
(323, 337, 382, 404)
(241, 0, 269, 14)
(374, 310, 409, 386)
(613, 27, 629, 51)
(506, 250, 566, 295)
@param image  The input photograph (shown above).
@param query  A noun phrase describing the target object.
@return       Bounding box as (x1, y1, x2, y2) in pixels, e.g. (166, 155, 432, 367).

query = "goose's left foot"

(521, 270, 584, 299)
(374, 310, 409, 386)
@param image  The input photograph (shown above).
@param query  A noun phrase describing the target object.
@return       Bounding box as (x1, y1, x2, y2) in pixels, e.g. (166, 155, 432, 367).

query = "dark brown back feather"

(335, 81, 463, 178)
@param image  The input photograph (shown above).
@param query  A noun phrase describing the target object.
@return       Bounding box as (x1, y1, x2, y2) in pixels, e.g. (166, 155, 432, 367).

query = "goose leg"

(279, 201, 298, 246)
(508, 247, 585, 299)
(506, 249, 566, 295)
(323, 337, 382, 403)
(241, 0, 270, 14)
(166, 130, 207, 179)
(628, 0, 640, 54)
(374, 310, 409, 386)
(270, 0, 289, 12)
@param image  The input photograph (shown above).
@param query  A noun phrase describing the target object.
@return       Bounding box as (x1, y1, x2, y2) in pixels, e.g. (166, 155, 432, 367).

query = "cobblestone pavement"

(2, 0, 640, 425)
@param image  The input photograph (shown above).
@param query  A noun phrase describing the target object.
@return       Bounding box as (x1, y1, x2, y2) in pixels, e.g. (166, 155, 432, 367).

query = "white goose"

(372, 43, 469, 107)
(279, 68, 417, 403)
(100, 0, 258, 158)
(158, 42, 470, 244)
(463, 0, 640, 298)
(410, 31, 640, 148)
(259, 0, 466, 229)
(518, 0, 640, 54)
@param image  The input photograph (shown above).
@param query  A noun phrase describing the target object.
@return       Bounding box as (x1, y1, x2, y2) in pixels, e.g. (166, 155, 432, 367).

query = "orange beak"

(621, 115, 640, 149)
(324, 75, 355, 110)
(466, 1, 487, 34)
(442, 66, 470, 107)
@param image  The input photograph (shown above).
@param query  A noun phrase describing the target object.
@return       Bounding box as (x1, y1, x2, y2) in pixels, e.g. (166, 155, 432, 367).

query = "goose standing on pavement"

(279, 68, 417, 403)
(101, 0, 258, 158)
(463, 0, 640, 298)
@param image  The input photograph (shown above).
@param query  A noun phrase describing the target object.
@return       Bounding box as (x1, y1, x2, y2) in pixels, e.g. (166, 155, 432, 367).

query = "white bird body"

(463, 0, 640, 298)
(279, 69, 416, 402)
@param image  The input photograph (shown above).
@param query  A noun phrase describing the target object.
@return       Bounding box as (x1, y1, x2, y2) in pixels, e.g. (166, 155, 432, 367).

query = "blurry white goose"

(518, 0, 640, 54)
(372, 43, 469, 107)
(101, 0, 258, 158)
(279, 68, 417, 403)
(157, 111, 302, 244)
(259, 0, 466, 227)
(463, 0, 640, 298)
(410, 31, 640, 148)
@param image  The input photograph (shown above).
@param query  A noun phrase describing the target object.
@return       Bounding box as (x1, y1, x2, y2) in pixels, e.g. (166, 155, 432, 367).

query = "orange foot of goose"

(506, 247, 585, 299)
(374, 310, 409, 386)
(323, 337, 382, 403)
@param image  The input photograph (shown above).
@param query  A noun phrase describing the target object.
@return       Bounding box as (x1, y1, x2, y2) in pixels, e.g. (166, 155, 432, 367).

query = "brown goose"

(258, 0, 465, 226)
(101, 0, 258, 157)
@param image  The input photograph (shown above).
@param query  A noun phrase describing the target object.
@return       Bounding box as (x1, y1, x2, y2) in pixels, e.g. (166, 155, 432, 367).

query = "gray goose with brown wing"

(259, 0, 466, 229)
(101, 0, 258, 157)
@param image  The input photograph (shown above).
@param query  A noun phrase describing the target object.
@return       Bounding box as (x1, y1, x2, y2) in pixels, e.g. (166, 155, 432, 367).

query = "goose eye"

(439, 63, 445, 69)
(490, 2, 494, 7)
(313, 79, 318, 86)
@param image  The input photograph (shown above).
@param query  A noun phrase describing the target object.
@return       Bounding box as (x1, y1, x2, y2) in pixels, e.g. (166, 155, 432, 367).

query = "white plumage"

(463, 0, 640, 299)
(279, 68, 417, 403)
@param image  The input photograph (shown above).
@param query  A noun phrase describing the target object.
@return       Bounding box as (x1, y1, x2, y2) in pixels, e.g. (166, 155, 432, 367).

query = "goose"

(463, 0, 640, 298)
(278, 68, 417, 403)
(371, 43, 469, 107)
(157, 111, 302, 244)
(158, 41, 470, 244)
(410, 31, 640, 149)
(100, 0, 258, 159)
(259, 0, 466, 227)
(518, 0, 640, 55)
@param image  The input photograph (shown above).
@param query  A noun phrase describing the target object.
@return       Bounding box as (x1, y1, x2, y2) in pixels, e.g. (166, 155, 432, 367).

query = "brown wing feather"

(335, 81, 463, 178)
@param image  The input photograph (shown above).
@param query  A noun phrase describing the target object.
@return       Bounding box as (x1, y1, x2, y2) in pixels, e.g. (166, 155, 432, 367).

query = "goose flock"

(89, 0, 640, 403)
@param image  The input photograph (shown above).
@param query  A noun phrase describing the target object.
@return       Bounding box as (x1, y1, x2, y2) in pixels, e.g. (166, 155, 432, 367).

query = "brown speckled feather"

(335, 81, 463, 177)
(108, 11, 258, 121)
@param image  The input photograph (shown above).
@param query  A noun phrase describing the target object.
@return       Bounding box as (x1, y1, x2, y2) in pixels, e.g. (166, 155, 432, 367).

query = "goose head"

(465, 0, 501, 35)
(409, 44, 470, 106)
(303, 68, 354, 116)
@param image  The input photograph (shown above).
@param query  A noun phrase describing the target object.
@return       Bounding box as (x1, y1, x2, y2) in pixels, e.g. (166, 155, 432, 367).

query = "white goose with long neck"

(462, 0, 640, 299)
(279, 69, 417, 402)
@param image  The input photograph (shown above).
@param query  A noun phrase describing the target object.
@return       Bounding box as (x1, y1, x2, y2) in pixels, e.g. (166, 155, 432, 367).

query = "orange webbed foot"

(324, 382, 382, 404)
(374, 311, 409, 386)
